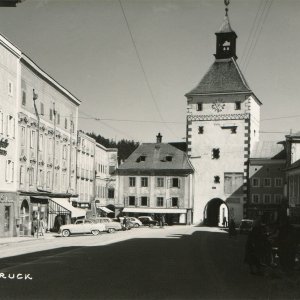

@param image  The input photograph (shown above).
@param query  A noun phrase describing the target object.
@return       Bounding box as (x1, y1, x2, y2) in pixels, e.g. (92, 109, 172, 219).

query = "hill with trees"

(87, 132, 139, 162)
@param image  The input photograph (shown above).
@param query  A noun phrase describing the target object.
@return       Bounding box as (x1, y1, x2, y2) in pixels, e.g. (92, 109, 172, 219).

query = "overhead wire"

(118, 0, 180, 139)
(240, 0, 264, 66)
(240, 0, 267, 68)
(243, 0, 274, 71)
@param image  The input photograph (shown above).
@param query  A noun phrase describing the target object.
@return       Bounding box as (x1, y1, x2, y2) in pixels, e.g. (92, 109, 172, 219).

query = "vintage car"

(59, 219, 106, 237)
(238, 219, 254, 234)
(119, 217, 143, 228)
(88, 217, 122, 233)
(138, 216, 159, 227)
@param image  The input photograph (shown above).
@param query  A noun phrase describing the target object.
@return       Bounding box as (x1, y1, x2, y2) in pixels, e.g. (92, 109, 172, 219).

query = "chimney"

(156, 132, 162, 143)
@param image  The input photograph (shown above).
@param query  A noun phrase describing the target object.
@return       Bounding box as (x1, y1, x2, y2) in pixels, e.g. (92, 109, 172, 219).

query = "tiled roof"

(251, 141, 286, 160)
(117, 143, 193, 173)
(186, 58, 251, 95)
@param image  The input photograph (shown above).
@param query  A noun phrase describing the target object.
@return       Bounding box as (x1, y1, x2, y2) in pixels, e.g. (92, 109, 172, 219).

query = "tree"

(86, 132, 139, 162)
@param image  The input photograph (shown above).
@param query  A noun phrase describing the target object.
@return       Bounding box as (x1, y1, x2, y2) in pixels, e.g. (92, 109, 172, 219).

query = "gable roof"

(117, 143, 193, 174)
(250, 141, 286, 160)
(186, 58, 252, 96)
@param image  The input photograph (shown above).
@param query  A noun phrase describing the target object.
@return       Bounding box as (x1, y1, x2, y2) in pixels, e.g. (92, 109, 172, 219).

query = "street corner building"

(185, 6, 262, 226)
(115, 133, 194, 225)
(0, 32, 85, 237)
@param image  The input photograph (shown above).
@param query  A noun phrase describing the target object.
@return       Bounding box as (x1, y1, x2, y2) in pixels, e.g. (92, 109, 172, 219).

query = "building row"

(1, 3, 300, 237)
(0, 34, 117, 237)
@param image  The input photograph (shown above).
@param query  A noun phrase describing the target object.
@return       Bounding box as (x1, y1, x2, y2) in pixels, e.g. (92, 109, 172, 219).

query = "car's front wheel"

(134, 223, 140, 228)
(149, 224, 154, 228)
(62, 229, 70, 237)
(108, 228, 116, 233)
(91, 230, 100, 236)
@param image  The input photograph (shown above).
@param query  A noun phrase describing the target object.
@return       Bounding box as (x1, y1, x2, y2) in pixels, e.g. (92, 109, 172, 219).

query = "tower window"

(196, 103, 203, 111)
(212, 148, 220, 159)
(235, 101, 241, 110)
(198, 126, 204, 134)
(231, 127, 237, 134)
(214, 176, 220, 184)
(222, 40, 230, 52)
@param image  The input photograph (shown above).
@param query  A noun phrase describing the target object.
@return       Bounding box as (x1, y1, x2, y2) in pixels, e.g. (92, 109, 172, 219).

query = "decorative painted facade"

(76, 131, 96, 204)
(0, 35, 21, 237)
(116, 134, 194, 225)
(17, 54, 82, 235)
(186, 6, 261, 225)
(0, 32, 86, 237)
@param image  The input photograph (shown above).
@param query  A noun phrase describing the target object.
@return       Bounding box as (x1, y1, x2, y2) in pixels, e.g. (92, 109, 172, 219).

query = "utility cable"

(118, 0, 179, 139)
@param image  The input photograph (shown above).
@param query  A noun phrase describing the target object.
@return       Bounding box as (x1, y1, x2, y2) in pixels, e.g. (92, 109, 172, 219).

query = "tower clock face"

(212, 99, 225, 113)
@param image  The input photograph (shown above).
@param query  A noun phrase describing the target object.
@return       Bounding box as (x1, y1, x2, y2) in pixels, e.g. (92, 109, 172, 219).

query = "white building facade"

(94, 143, 118, 216)
(186, 9, 261, 225)
(17, 54, 82, 235)
(76, 131, 96, 205)
(116, 134, 194, 225)
(0, 35, 21, 237)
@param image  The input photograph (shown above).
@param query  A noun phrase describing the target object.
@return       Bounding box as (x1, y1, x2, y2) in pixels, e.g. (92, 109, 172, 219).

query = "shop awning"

(122, 208, 187, 214)
(96, 205, 113, 213)
(49, 198, 86, 218)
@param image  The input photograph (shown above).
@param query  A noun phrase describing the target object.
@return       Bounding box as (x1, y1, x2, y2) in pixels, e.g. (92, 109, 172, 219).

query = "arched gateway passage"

(204, 198, 228, 227)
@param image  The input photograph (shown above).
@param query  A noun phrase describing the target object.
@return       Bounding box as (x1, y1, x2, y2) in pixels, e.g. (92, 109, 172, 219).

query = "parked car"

(138, 216, 159, 227)
(59, 219, 106, 237)
(238, 219, 254, 234)
(89, 217, 122, 233)
(119, 217, 142, 228)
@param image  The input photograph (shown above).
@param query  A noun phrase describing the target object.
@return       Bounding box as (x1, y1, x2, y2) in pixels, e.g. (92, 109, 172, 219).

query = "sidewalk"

(0, 232, 58, 245)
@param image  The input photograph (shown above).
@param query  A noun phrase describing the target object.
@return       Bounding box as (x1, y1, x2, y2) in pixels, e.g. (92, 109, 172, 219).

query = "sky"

(0, 0, 299, 144)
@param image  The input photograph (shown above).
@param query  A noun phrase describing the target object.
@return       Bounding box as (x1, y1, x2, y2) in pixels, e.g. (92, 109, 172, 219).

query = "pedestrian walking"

(39, 217, 46, 236)
(228, 219, 236, 237)
(31, 218, 38, 237)
(161, 214, 165, 228)
(222, 216, 228, 228)
(244, 218, 266, 275)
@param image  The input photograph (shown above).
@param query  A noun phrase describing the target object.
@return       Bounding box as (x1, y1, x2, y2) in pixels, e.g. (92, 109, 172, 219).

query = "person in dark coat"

(244, 219, 266, 274)
(278, 219, 297, 272)
(228, 219, 236, 237)
(31, 218, 38, 237)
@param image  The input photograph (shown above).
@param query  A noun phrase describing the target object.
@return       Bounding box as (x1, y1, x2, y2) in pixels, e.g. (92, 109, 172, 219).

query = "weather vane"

(224, 0, 230, 16)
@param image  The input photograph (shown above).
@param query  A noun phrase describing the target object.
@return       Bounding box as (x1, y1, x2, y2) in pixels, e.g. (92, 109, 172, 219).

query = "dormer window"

(136, 155, 146, 162)
(166, 156, 173, 162)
